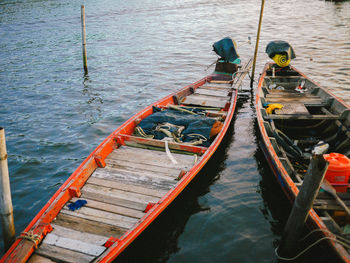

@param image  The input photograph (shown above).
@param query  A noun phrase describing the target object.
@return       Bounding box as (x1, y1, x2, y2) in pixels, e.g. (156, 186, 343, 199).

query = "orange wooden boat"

(256, 62, 350, 262)
(1, 44, 252, 262)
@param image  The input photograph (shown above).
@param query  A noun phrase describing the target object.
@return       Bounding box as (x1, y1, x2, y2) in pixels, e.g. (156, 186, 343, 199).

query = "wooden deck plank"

(50, 224, 109, 246)
(82, 183, 159, 204)
(70, 197, 145, 219)
(54, 213, 127, 238)
(28, 254, 56, 263)
(87, 177, 167, 198)
(266, 93, 318, 98)
(120, 145, 196, 162)
(181, 97, 227, 108)
(187, 94, 228, 101)
(101, 166, 178, 182)
(81, 190, 146, 212)
(42, 233, 106, 257)
(112, 145, 195, 163)
(265, 114, 341, 120)
(208, 80, 232, 84)
(81, 187, 148, 211)
(201, 84, 232, 90)
(61, 206, 137, 229)
(118, 134, 207, 156)
(92, 168, 176, 191)
(265, 97, 324, 103)
(106, 159, 181, 178)
(195, 88, 229, 97)
(275, 103, 310, 115)
(107, 148, 195, 169)
(35, 243, 95, 263)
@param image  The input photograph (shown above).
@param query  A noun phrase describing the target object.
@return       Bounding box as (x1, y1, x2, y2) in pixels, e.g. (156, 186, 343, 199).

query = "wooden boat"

(256, 62, 350, 262)
(1, 50, 252, 262)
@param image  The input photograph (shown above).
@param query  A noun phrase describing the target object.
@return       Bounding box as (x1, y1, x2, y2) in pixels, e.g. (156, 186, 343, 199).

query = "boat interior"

(258, 65, 350, 251)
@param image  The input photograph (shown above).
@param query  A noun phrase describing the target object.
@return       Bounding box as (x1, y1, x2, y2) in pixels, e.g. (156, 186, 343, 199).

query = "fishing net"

(134, 106, 221, 147)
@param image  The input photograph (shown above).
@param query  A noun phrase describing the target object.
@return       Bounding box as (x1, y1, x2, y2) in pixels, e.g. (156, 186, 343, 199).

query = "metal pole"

(81, 5, 88, 75)
(0, 127, 16, 250)
(278, 154, 329, 257)
(250, 0, 265, 88)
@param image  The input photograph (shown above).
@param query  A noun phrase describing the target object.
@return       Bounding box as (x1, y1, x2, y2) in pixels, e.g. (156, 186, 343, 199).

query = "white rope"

(164, 139, 178, 165)
(275, 237, 337, 261)
(275, 229, 350, 261)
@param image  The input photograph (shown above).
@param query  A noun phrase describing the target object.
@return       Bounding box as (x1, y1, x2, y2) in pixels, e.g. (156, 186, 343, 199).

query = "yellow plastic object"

(272, 54, 291, 67)
(266, 103, 284, 114)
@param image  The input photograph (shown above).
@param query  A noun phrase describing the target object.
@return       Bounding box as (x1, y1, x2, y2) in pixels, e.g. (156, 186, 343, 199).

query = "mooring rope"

(16, 231, 41, 248)
(275, 229, 350, 261)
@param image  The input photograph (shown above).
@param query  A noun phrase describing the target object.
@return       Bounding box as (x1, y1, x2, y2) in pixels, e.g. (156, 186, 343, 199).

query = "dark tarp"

(135, 107, 216, 147)
(213, 37, 239, 63)
(266, 40, 296, 60)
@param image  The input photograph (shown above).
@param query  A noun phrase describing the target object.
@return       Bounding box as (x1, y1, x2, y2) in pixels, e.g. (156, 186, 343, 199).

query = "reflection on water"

(0, 0, 349, 261)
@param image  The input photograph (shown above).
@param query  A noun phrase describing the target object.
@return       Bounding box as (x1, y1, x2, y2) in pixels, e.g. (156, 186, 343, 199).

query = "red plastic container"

(323, 153, 350, 192)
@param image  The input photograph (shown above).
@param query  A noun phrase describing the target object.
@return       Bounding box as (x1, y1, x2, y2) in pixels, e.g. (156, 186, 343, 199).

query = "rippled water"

(0, 0, 349, 261)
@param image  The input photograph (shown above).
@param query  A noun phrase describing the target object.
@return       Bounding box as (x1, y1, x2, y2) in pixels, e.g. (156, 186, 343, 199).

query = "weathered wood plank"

(42, 233, 106, 257)
(107, 148, 195, 169)
(208, 80, 232, 84)
(70, 197, 145, 219)
(187, 93, 228, 101)
(106, 159, 181, 178)
(123, 141, 200, 156)
(116, 145, 196, 162)
(28, 254, 56, 263)
(81, 186, 149, 211)
(108, 146, 194, 165)
(205, 110, 227, 117)
(199, 85, 232, 91)
(50, 224, 108, 246)
(61, 206, 137, 229)
(266, 93, 318, 98)
(275, 103, 310, 115)
(54, 213, 127, 238)
(92, 168, 176, 191)
(83, 183, 159, 204)
(36, 243, 95, 263)
(101, 166, 178, 182)
(118, 135, 207, 156)
(195, 88, 229, 97)
(81, 190, 146, 212)
(181, 97, 227, 108)
(265, 97, 323, 103)
(87, 177, 167, 198)
(265, 114, 341, 120)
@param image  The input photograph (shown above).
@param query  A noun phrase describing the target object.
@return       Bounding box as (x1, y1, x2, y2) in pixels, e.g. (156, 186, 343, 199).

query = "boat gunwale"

(256, 62, 350, 262)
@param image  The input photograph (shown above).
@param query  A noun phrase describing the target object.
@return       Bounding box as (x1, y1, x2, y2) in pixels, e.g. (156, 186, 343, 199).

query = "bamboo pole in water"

(0, 127, 16, 250)
(81, 5, 88, 75)
(250, 0, 265, 88)
(278, 154, 329, 257)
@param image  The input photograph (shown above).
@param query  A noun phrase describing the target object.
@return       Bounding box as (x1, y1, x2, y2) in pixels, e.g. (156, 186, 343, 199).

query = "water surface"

(0, 0, 349, 262)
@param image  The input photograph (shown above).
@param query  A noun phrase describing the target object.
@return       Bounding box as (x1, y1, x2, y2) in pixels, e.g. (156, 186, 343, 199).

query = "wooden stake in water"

(250, 0, 265, 88)
(0, 127, 16, 250)
(278, 154, 329, 257)
(81, 5, 88, 75)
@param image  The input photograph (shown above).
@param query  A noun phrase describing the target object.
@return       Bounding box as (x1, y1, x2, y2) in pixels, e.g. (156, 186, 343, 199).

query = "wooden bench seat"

(118, 134, 207, 155)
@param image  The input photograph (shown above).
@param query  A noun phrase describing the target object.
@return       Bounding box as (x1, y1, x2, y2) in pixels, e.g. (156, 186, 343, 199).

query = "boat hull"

(1, 59, 252, 262)
(256, 62, 350, 262)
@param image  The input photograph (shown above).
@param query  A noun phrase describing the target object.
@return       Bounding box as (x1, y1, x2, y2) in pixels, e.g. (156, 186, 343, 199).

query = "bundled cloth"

(134, 107, 223, 147)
